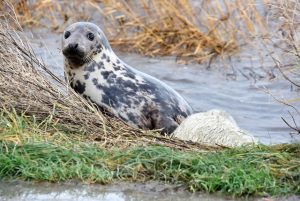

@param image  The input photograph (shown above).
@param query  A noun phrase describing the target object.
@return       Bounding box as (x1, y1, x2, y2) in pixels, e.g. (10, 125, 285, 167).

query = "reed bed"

(0, 12, 218, 151)
(5, 0, 267, 63)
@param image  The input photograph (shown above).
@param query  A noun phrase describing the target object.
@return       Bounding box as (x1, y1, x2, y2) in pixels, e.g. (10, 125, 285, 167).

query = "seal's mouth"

(65, 55, 86, 66)
(62, 47, 86, 66)
(62, 48, 85, 58)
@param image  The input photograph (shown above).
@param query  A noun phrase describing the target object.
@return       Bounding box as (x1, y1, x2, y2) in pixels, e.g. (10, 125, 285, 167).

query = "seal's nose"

(62, 42, 84, 59)
(68, 43, 78, 50)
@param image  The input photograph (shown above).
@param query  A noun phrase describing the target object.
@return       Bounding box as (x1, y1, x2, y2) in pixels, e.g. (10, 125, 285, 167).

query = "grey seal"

(62, 22, 193, 134)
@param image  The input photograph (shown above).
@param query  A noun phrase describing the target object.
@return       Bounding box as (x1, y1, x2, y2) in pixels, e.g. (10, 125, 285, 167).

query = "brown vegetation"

(3, 0, 267, 63)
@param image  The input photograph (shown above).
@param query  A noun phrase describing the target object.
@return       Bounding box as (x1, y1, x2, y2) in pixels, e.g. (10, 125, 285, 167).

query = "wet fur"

(63, 22, 193, 134)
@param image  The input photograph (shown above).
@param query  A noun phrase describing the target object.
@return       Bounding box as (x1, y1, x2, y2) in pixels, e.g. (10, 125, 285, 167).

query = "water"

(0, 181, 235, 201)
(0, 181, 298, 201)
(28, 29, 300, 145)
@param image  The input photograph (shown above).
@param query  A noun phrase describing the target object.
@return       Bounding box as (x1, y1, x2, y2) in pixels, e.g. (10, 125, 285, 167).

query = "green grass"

(0, 110, 300, 197)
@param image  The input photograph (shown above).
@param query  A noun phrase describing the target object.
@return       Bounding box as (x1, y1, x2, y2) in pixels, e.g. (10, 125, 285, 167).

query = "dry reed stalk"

(264, 0, 300, 59)
(0, 8, 218, 151)
(4, 0, 267, 63)
(263, 0, 300, 87)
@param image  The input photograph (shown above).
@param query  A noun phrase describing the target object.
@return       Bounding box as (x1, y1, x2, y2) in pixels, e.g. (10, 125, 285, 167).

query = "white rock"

(173, 109, 258, 147)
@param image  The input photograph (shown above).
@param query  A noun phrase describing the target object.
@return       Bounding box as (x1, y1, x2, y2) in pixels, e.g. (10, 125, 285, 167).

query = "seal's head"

(62, 22, 112, 68)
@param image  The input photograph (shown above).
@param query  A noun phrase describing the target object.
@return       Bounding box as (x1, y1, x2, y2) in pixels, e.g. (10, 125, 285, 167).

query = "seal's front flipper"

(153, 116, 179, 135)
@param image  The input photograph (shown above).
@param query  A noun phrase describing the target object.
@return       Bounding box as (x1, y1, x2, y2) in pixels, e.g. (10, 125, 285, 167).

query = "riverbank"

(0, 111, 299, 197)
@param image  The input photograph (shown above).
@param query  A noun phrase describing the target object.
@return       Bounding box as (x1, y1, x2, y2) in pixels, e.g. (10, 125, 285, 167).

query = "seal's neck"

(91, 48, 125, 69)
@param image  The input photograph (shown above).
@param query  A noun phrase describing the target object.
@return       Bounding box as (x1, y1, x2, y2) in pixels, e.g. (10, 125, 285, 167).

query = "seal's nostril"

(69, 43, 78, 50)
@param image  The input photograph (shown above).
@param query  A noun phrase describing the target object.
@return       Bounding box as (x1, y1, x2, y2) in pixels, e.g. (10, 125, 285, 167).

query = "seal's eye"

(87, 32, 95, 41)
(64, 31, 71, 39)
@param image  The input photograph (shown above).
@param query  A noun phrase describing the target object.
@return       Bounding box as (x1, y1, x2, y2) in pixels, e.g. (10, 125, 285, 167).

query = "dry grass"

(3, 0, 268, 63)
(102, 0, 267, 63)
(0, 10, 218, 151)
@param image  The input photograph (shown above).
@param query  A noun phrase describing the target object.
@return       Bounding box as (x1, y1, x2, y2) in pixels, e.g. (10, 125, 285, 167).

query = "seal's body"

(62, 22, 192, 134)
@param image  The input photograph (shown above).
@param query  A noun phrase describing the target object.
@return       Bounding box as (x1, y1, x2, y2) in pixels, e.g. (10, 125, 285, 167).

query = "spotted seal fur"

(62, 22, 193, 134)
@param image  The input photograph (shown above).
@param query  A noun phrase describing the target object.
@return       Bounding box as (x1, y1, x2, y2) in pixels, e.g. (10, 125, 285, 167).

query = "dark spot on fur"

(113, 65, 121, 71)
(92, 78, 98, 85)
(84, 62, 96, 72)
(106, 56, 110, 63)
(125, 80, 138, 90)
(96, 84, 103, 90)
(101, 71, 112, 79)
(92, 42, 102, 54)
(97, 61, 104, 69)
(101, 53, 106, 59)
(96, 44, 103, 50)
(116, 59, 120, 64)
(107, 73, 117, 84)
(84, 73, 90, 80)
(73, 80, 86, 94)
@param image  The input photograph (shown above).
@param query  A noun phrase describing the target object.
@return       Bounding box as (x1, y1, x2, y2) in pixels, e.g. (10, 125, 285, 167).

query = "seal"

(62, 22, 193, 134)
